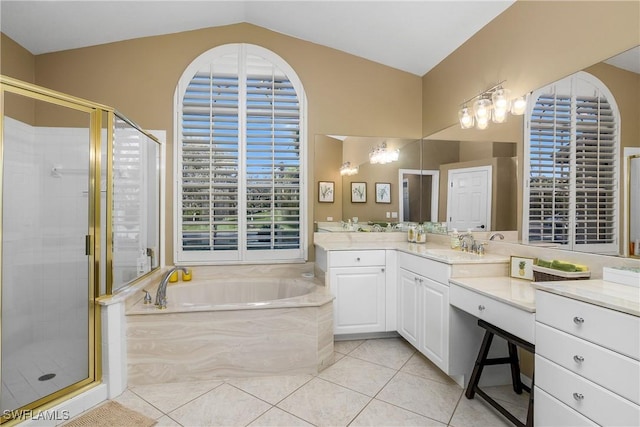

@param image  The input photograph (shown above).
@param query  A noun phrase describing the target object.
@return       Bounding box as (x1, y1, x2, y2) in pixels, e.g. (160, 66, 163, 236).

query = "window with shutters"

(524, 71, 619, 254)
(174, 44, 306, 264)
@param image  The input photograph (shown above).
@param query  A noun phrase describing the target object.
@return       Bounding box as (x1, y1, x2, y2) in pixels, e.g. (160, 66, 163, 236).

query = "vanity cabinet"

(534, 290, 640, 426)
(397, 253, 450, 373)
(327, 250, 387, 334)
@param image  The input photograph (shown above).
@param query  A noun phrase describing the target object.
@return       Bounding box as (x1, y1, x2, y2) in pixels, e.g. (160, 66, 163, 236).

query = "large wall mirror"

(426, 45, 639, 258)
(313, 134, 516, 230)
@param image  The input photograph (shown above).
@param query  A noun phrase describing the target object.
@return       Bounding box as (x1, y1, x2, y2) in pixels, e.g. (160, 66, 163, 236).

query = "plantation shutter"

(525, 72, 619, 253)
(574, 89, 617, 246)
(180, 54, 240, 261)
(177, 45, 305, 263)
(245, 54, 301, 258)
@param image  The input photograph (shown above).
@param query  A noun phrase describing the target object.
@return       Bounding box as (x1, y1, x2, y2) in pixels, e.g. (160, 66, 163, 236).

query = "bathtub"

(126, 266, 334, 385)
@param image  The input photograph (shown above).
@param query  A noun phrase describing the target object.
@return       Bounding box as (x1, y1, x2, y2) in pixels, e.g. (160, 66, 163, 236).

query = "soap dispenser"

(450, 228, 460, 250)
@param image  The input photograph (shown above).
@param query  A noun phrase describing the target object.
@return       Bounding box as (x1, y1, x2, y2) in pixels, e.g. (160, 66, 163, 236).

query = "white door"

(330, 266, 386, 334)
(397, 269, 419, 347)
(447, 166, 492, 231)
(419, 278, 449, 372)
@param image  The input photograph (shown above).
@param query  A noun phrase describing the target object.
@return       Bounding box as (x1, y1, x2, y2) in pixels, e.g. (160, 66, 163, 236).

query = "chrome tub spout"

(155, 266, 189, 308)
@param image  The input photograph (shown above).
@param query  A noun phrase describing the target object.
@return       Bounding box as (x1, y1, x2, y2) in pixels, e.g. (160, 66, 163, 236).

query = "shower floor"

(1, 338, 87, 412)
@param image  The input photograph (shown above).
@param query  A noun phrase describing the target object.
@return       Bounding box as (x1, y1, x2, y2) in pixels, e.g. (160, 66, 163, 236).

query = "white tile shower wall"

(2, 117, 90, 359)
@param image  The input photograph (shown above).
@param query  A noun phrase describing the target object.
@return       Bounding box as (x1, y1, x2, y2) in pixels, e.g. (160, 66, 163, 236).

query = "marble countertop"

(533, 280, 640, 317)
(315, 241, 510, 265)
(449, 276, 537, 312)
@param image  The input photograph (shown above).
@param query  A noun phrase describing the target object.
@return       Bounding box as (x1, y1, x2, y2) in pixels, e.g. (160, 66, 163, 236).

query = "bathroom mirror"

(421, 45, 639, 257)
(313, 134, 515, 229)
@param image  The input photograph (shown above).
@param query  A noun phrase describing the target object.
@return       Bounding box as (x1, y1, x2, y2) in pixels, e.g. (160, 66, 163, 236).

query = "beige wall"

(421, 0, 639, 136)
(7, 23, 422, 263)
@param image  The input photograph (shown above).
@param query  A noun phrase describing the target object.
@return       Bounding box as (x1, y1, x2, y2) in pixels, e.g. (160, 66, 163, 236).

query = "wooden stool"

(465, 319, 535, 427)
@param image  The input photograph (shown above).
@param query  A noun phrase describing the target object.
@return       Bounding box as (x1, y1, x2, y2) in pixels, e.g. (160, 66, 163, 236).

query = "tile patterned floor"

(108, 338, 529, 426)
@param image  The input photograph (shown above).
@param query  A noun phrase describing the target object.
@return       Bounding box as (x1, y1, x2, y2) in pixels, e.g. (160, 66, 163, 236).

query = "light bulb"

(511, 96, 527, 115)
(492, 88, 511, 111)
(458, 106, 474, 129)
(476, 116, 489, 130)
(474, 98, 491, 121)
(492, 106, 508, 123)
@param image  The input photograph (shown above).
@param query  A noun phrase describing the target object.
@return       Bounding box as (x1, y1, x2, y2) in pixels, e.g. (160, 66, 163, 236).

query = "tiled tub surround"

(125, 264, 334, 386)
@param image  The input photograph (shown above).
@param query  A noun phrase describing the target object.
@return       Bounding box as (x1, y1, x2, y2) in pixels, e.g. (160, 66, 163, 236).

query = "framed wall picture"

(318, 181, 334, 203)
(351, 182, 367, 203)
(375, 182, 391, 203)
(510, 256, 535, 280)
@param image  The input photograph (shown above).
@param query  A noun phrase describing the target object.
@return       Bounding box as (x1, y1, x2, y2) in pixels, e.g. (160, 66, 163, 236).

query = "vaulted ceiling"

(0, 0, 515, 76)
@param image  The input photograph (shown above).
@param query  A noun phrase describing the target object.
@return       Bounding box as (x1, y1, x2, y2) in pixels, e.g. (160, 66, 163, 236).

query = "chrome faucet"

(155, 266, 189, 309)
(489, 232, 505, 240)
(459, 233, 475, 253)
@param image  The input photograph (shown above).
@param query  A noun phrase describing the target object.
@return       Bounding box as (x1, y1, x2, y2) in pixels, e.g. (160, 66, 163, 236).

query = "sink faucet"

(459, 233, 475, 253)
(155, 266, 189, 308)
(489, 232, 505, 240)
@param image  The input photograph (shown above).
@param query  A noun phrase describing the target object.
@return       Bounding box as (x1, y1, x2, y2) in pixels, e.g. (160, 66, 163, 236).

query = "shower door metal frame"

(0, 75, 108, 424)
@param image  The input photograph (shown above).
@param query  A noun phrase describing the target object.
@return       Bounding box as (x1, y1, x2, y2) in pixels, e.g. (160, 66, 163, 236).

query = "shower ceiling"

(0, 0, 515, 76)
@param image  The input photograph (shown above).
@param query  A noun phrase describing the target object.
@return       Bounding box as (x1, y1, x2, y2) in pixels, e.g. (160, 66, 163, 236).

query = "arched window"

(174, 44, 307, 264)
(524, 71, 619, 254)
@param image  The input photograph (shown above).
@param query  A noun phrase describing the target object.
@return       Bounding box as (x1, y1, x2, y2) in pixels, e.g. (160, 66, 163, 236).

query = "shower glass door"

(1, 88, 97, 420)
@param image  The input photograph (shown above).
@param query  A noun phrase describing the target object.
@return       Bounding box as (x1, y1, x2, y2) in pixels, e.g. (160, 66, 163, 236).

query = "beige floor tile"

(376, 371, 463, 423)
(248, 407, 314, 426)
(318, 355, 396, 397)
(113, 389, 164, 420)
(449, 395, 527, 427)
(350, 399, 447, 427)
(226, 375, 313, 405)
(277, 377, 371, 426)
(481, 384, 531, 408)
(154, 415, 183, 426)
(130, 379, 223, 413)
(168, 383, 271, 427)
(333, 340, 364, 355)
(400, 352, 456, 385)
(348, 338, 415, 370)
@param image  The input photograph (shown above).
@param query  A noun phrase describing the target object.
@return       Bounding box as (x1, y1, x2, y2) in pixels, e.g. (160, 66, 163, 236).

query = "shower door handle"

(85, 235, 93, 255)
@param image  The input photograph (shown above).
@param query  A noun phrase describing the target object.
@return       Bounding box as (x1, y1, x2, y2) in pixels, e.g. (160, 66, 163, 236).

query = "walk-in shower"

(0, 76, 160, 424)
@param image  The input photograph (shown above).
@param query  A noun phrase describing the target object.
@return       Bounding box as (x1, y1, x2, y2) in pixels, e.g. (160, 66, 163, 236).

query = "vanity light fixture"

(458, 81, 526, 130)
(369, 142, 399, 164)
(340, 161, 359, 176)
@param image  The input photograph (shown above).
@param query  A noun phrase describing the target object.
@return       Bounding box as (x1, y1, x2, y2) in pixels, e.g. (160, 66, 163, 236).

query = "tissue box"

(603, 267, 640, 288)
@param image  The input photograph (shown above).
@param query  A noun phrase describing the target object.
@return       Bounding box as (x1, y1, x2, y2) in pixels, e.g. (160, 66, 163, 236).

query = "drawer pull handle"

(356, 257, 361, 261)
(573, 316, 585, 324)
(573, 355, 585, 363)
(478, 305, 486, 311)
(573, 392, 584, 401)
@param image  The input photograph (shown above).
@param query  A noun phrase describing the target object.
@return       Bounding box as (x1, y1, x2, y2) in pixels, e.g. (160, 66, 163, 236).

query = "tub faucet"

(155, 266, 189, 309)
(489, 232, 505, 240)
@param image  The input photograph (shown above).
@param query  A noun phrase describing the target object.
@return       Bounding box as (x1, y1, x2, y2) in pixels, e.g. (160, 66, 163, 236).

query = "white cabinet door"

(330, 266, 386, 334)
(419, 277, 449, 372)
(397, 268, 419, 346)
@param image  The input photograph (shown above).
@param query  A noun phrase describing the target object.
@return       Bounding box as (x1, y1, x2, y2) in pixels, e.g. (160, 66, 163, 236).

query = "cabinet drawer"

(536, 355, 640, 427)
(536, 322, 640, 405)
(536, 291, 640, 360)
(450, 283, 535, 343)
(535, 387, 597, 427)
(398, 252, 450, 284)
(328, 250, 386, 267)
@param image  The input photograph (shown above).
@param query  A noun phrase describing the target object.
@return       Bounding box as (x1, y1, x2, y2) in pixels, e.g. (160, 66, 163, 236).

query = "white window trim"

(523, 71, 620, 254)
(173, 43, 308, 265)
